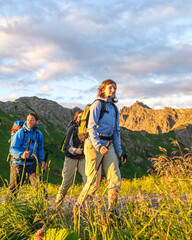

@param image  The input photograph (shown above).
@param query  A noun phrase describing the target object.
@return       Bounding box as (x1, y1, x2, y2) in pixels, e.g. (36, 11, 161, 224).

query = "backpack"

(9, 120, 25, 143)
(7, 120, 26, 162)
(78, 99, 118, 142)
(60, 120, 76, 152)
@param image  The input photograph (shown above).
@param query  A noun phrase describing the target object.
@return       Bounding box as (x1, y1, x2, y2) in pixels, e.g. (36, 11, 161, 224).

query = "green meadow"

(0, 139, 192, 239)
(1, 109, 192, 239)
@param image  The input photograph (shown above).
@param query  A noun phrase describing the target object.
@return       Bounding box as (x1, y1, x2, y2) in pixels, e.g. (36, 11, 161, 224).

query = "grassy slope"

(120, 128, 176, 179)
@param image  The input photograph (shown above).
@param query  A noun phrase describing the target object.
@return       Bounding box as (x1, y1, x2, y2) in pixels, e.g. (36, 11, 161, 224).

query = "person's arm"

(64, 125, 79, 155)
(37, 131, 44, 164)
(88, 101, 103, 151)
(112, 107, 122, 156)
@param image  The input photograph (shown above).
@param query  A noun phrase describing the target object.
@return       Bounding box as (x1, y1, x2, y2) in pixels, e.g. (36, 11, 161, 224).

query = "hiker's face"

(77, 113, 82, 123)
(104, 83, 116, 99)
(26, 115, 39, 129)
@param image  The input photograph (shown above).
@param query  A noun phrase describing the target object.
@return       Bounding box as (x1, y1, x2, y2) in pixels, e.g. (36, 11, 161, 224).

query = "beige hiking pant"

(55, 156, 87, 203)
(77, 140, 121, 210)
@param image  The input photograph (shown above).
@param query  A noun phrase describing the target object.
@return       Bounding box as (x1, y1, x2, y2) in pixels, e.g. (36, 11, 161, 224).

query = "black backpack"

(60, 120, 76, 152)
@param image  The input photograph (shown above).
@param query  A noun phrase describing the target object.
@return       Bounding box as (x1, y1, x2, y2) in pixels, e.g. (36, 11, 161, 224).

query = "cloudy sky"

(0, 0, 192, 110)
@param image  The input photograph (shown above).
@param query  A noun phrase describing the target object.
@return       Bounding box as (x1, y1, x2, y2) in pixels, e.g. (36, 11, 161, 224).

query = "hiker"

(55, 110, 86, 206)
(7, 112, 47, 200)
(76, 79, 127, 216)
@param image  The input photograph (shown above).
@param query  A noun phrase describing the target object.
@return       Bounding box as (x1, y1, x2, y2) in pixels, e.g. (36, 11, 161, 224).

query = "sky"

(0, 0, 192, 110)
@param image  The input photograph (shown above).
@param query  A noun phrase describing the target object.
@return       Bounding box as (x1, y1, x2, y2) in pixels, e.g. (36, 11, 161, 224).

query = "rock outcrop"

(119, 100, 192, 134)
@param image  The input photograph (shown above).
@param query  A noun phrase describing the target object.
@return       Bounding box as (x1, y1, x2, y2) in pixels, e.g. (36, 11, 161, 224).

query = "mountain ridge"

(0, 96, 191, 185)
(119, 100, 192, 135)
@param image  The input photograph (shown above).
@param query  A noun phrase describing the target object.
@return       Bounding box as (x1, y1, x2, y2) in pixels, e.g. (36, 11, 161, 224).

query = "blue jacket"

(87, 97, 122, 155)
(9, 122, 44, 165)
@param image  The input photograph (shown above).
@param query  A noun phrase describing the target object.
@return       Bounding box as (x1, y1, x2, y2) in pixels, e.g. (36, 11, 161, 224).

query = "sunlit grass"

(0, 140, 192, 239)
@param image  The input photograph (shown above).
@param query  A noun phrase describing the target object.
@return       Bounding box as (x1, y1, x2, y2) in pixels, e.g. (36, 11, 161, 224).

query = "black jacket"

(64, 123, 84, 159)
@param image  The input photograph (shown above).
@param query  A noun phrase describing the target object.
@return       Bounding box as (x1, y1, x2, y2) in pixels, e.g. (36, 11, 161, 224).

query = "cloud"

(39, 85, 52, 92)
(0, 0, 192, 109)
(36, 60, 79, 81)
(0, 93, 16, 102)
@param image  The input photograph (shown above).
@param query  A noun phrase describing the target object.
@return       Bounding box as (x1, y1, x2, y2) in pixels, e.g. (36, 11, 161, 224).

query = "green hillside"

(0, 109, 16, 184)
(119, 127, 176, 178)
(0, 108, 177, 187)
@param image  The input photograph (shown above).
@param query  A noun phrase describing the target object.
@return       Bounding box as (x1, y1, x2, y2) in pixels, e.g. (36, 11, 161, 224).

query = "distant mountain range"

(0, 96, 191, 185)
(1, 97, 191, 135)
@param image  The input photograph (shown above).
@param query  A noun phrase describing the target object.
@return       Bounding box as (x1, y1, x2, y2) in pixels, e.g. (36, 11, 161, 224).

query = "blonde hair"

(97, 79, 117, 98)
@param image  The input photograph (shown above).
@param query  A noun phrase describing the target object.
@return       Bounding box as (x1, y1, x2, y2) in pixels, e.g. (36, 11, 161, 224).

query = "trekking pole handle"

(26, 139, 31, 151)
(105, 140, 110, 149)
(96, 141, 110, 171)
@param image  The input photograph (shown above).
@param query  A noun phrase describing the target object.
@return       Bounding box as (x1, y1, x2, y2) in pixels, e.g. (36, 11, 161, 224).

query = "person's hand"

(99, 146, 108, 156)
(75, 148, 83, 155)
(21, 151, 30, 159)
(42, 161, 48, 170)
(119, 153, 127, 166)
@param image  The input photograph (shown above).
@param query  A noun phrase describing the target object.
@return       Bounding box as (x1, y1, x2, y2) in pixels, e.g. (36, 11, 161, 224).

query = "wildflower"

(35, 228, 45, 240)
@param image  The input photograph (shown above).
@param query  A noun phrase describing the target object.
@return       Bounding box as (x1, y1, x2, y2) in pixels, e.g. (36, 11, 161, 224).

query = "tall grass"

(0, 140, 192, 239)
(72, 140, 192, 239)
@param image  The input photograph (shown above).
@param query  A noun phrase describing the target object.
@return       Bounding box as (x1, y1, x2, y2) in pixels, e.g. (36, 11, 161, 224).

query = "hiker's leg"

(103, 143, 121, 211)
(28, 163, 38, 186)
(28, 163, 48, 198)
(76, 140, 101, 205)
(78, 158, 87, 186)
(7, 163, 26, 199)
(55, 157, 76, 204)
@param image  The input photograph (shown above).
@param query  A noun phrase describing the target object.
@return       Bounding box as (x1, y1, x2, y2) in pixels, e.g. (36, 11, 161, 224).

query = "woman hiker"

(76, 79, 126, 217)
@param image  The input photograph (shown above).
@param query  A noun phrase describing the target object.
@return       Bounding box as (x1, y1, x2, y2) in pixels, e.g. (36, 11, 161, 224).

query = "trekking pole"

(79, 141, 110, 207)
(70, 143, 83, 203)
(70, 159, 79, 202)
(18, 139, 30, 196)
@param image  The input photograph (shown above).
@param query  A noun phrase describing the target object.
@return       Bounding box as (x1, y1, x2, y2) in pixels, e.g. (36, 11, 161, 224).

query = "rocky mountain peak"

(119, 102, 192, 135)
(134, 101, 151, 109)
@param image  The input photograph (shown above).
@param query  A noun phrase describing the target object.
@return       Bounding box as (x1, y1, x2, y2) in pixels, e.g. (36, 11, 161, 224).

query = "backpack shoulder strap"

(22, 128, 39, 143)
(112, 102, 118, 119)
(22, 128, 28, 143)
(95, 99, 118, 120)
(98, 100, 106, 120)
(93, 99, 107, 121)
